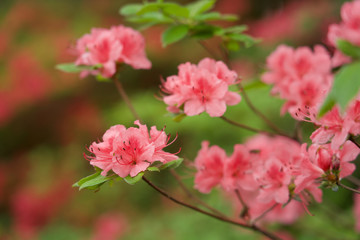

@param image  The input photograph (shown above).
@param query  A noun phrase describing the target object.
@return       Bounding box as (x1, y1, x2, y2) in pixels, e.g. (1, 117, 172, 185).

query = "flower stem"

(237, 83, 289, 137)
(169, 169, 226, 217)
(338, 182, 360, 194)
(251, 203, 278, 224)
(112, 76, 141, 121)
(142, 176, 282, 240)
(349, 136, 360, 149)
(220, 116, 273, 135)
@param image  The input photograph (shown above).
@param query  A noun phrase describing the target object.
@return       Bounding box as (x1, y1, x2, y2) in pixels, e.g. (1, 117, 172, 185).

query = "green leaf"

(337, 39, 360, 59)
(162, 24, 189, 46)
(220, 14, 238, 21)
(95, 75, 111, 82)
(172, 113, 186, 122)
(319, 61, 360, 116)
(225, 40, 239, 51)
(73, 171, 112, 191)
(119, 4, 143, 16)
(162, 3, 189, 18)
(226, 33, 259, 48)
(56, 63, 101, 73)
(136, 3, 163, 15)
(79, 174, 112, 190)
(224, 25, 248, 33)
(187, 0, 216, 17)
(128, 12, 173, 24)
(190, 24, 222, 40)
(124, 172, 144, 185)
(194, 12, 221, 21)
(147, 166, 160, 172)
(159, 158, 183, 170)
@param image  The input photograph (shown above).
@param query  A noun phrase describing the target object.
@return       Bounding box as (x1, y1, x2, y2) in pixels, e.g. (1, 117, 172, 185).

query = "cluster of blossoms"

(262, 45, 333, 119)
(194, 135, 360, 223)
(86, 120, 178, 178)
(74, 25, 151, 78)
(161, 58, 241, 117)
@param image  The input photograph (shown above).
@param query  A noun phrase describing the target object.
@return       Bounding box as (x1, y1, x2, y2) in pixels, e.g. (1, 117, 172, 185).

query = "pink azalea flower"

(262, 45, 332, 119)
(87, 120, 178, 178)
(194, 141, 226, 193)
(162, 58, 241, 117)
(328, 0, 360, 47)
(222, 144, 257, 192)
(310, 106, 348, 150)
(74, 25, 151, 78)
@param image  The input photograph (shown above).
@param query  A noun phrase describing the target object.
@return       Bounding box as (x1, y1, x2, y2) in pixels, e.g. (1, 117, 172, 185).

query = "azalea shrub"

(2, 0, 360, 239)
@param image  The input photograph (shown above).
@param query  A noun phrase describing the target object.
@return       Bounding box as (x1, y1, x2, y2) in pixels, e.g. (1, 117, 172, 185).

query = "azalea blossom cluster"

(74, 25, 151, 78)
(161, 58, 241, 117)
(194, 135, 360, 223)
(262, 45, 333, 119)
(86, 120, 178, 178)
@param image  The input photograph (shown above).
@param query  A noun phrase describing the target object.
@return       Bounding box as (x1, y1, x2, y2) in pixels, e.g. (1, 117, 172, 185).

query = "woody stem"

(142, 176, 282, 240)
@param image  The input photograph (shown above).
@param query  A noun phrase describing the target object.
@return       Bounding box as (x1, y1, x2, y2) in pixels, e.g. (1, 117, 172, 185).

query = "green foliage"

(124, 172, 145, 185)
(72, 169, 114, 190)
(119, 0, 257, 50)
(162, 24, 189, 46)
(159, 158, 183, 170)
(56, 63, 101, 73)
(337, 39, 360, 59)
(319, 61, 360, 116)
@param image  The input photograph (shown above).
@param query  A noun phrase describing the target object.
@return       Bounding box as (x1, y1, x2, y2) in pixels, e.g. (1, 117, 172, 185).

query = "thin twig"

(112, 76, 141, 121)
(169, 169, 226, 217)
(234, 189, 249, 220)
(220, 116, 272, 135)
(294, 121, 303, 142)
(198, 41, 221, 60)
(338, 182, 360, 194)
(237, 83, 289, 137)
(142, 176, 282, 240)
(346, 175, 360, 187)
(251, 203, 278, 224)
(349, 136, 360, 149)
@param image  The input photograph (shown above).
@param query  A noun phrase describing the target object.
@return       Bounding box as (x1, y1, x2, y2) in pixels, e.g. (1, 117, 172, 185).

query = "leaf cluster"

(120, 0, 258, 50)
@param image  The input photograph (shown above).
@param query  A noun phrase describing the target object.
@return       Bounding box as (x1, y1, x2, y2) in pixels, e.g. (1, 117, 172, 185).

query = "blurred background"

(0, 0, 358, 239)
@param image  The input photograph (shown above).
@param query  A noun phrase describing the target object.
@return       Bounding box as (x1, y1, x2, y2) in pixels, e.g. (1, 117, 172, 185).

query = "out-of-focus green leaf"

(95, 75, 111, 82)
(56, 63, 101, 73)
(162, 24, 189, 46)
(194, 12, 221, 21)
(128, 12, 173, 24)
(137, 3, 188, 18)
(159, 158, 183, 170)
(187, 0, 216, 17)
(172, 113, 186, 122)
(190, 24, 222, 39)
(226, 33, 258, 47)
(337, 39, 360, 59)
(124, 172, 145, 185)
(224, 25, 248, 33)
(225, 40, 239, 51)
(319, 61, 360, 116)
(148, 166, 160, 172)
(119, 4, 143, 16)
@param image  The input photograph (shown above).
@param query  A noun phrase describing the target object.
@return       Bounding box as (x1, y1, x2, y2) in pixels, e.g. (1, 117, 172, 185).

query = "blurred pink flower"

(262, 45, 332, 119)
(328, 0, 360, 47)
(162, 58, 240, 117)
(74, 25, 151, 78)
(92, 213, 127, 240)
(11, 181, 72, 240)
(87, 120, 178, 178)
(194, 141, 226, 193)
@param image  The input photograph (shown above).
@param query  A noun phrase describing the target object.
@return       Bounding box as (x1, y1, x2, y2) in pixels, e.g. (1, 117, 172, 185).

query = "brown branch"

(234, 189, 249, 220)
(346, 175, 360, 187)
(338, 182, 360, 194)
(142, 176, 282, 240)
(349, 136, 360, 149)
(220, 116, 273, 135)
(169, 169, 225, 217)
(251, 203, 278, 224)
(112, 76, 141, 121)
(237, 83, 290, 137)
